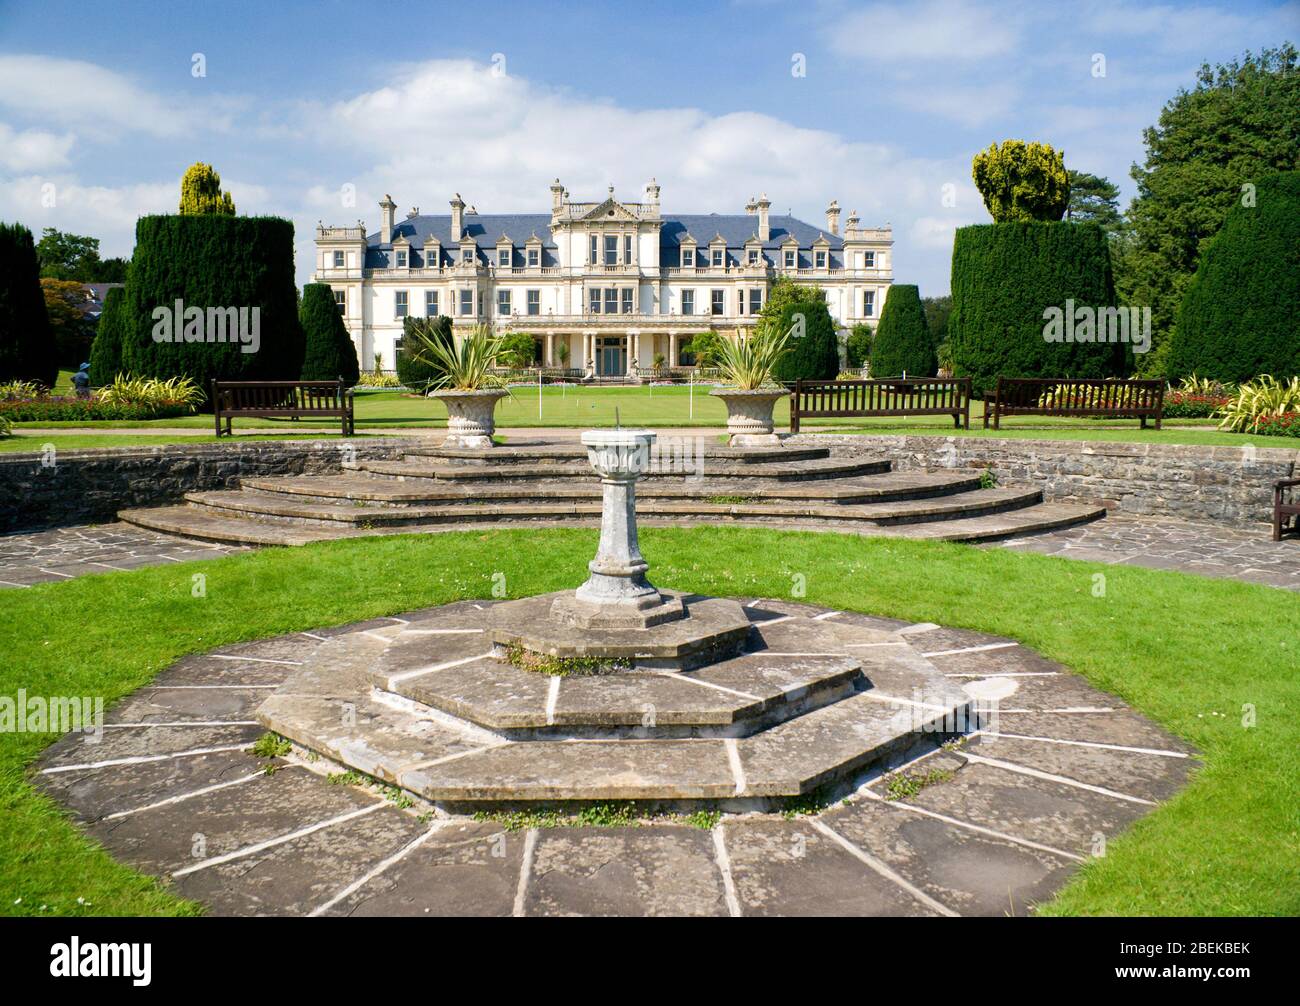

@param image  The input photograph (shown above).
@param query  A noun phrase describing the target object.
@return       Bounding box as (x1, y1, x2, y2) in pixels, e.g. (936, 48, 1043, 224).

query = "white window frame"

(621, 288, 634, 314)
(395, 290, 408, 319)
(604, 235, 618, 267)
(682, 248, 694, 268)
(863, 290, 875, 316)
(815, 250, 827, 269)
(711, 248, 724, 268)
(710, 289, 725, 316)
(527, 247, 539, 267)
(681, 289, 694, 315)
(459, 289, 473, 315)
(497, 289, 512, 315)
(332, 250, 345, 268)
(784, 250, 796, 269)
(334, 289, 346, 313)
(498, 247, 510, 268)
(425, 290, 439, 316)
(395, 250, 408, 268)
(526, 289, 540, 315)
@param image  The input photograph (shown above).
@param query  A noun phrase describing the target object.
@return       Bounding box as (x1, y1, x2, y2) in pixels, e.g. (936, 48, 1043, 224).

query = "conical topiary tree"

(0, 221, 57, 387)
(396, 315, 451, 392)
(1168, 171, 1300, 383)
(299, 283, 360, 385)
(179, 162, 236, 216)
(761, 278, 839, 382)
(870, 285, 936, 377)
(88, 286, 127, 385)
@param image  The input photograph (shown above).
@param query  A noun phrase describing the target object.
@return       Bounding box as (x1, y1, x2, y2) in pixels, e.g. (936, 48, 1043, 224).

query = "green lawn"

(1, 528, 1296, 916)
(0, 432, 385, 453)
(9, 386, 1295, 449)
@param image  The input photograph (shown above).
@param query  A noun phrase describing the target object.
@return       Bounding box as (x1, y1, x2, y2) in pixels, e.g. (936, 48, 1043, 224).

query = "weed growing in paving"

(885, 767, 956, 800)
(473, 801, 724, 831)
(505, 643, 628, 677)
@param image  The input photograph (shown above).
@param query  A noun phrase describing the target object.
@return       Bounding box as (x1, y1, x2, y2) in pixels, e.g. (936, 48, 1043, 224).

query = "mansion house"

(313, 180, 893, 377)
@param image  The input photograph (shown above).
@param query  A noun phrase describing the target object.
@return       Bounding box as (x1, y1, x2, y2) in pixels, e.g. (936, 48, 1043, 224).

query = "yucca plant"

(94, 375, 204, 410)
(716, 326, 792, 391)
(1217, 375, 1300, 433)
(410, 323, 511, 392)
(0, 380, 47, 401)
(1176, 373, 1229, 397)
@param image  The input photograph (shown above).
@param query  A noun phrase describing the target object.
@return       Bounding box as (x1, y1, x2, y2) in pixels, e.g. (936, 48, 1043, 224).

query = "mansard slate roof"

(365, 212, 845, 269)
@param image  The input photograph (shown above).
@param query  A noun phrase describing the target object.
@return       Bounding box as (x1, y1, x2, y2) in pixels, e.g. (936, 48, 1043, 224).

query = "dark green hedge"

(0, 222, 57, 387)
(763, 283, 839, 383)
(396, 315, 452, 392)
(870, 284, 935, 377)
(948, 221, 1128, 394)
(299, 283, 359, 385)
(1169, 172, 1300, 382)
(121, 215, 304, 399)
(89, 286, 127, 385)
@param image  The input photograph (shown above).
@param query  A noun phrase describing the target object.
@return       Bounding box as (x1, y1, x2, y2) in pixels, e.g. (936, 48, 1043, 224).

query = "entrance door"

(597, 337, 626, 376)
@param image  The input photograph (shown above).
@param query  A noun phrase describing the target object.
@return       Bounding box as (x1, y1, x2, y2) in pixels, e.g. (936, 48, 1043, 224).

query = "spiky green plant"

(715, 326, 792, 391)
(0, 380, 46, 401)
(94, 375, 203, 410)
(1217, 375, 1300, 433)
(410, 323, 511, 392)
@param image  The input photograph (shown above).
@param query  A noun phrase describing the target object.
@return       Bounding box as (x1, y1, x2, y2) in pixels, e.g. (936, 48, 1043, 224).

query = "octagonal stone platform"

(255, 597, 977, 809)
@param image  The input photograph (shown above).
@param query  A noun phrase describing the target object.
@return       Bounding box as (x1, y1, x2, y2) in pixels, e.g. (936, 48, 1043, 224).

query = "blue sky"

(0, 0, 1295, 293)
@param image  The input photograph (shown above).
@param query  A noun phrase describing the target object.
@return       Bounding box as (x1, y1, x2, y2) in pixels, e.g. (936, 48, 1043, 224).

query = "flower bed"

(0, 397, 192, 422)
(1252, 412, 1300, 438)
(1163, 391, 1231, 419)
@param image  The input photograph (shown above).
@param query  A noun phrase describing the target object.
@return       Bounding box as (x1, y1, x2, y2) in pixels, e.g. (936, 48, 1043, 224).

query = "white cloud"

(0, 55, 218, 138)
(830, 0, 1022, 63)
(0, 122, 75, 171)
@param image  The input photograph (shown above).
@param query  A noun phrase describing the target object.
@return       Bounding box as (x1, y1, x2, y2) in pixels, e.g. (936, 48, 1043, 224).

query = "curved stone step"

(354, 456, 890, 483)
(179, 486, 1043, 529)
(118, 498, 1103, 548)
(239, 469, 985, 507)
(411, 443, 831, 465)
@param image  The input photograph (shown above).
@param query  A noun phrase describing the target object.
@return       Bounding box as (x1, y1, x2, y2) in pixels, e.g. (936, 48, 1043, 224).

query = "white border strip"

(173, 802, 385, 878)
(962, 752, 1155, 805)
(386, 651, 496, 686)
(980, 731, 1190, 758)
(512, 828, 539, 917)
(712, 825, 743, 918)
(810, 820, 959, 917)
(309, 820, 452, 917)
(104, 771, 264, 821)
(42, 744, 250, 774)
(923, 642, 1019, 658)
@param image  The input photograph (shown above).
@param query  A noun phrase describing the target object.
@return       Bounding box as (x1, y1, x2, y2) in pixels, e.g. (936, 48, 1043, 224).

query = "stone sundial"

(489, 428, 752, 667)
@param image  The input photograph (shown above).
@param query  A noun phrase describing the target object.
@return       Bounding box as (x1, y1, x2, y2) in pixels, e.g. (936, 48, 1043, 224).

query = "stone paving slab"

(315, 820, 522, 917)
(83, 765, 380, 877)
(524, 827, 730, 917)
(966, 734, 1196, 803)
(878, 758, 1150, 859)
(720, 817, 943, 916)
(986, 709, 1196, 752)
(39, 722, 263, 771)
(173, 803, 428, 917)
(822, 797, 1076, 916)
(37, 748, 263, 824)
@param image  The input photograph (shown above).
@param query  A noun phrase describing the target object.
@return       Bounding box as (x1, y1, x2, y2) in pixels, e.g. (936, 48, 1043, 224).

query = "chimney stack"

(379, 194, 396, 243)
(450, 193, 465, 242)
(550, 178, 565, 214)
(644, 177, 660, 214)
(745, 196, 757, 216)
(826, 199, 841, 236)
(756, 193, 771, 242)
(846, 209, 860, 235)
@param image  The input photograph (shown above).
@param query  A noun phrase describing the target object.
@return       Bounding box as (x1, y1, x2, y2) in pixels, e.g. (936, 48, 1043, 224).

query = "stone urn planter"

(429, 389, 509, 449)
(710, 388, 789, 447)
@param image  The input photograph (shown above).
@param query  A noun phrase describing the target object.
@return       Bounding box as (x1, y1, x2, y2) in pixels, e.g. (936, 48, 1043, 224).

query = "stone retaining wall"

(787, 434, 1299, 525)
(0, 438, 416, 532)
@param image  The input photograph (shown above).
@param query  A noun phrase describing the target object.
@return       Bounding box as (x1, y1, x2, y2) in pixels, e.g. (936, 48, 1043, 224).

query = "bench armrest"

(1276, 479, 1300, 491)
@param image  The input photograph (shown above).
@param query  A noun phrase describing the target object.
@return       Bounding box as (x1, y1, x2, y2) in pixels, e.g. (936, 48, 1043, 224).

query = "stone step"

(354, 456, 890, 483)
(238, 470, 985, 506)
(411, 443, 831, 465)
(181, 486, 1043, 529)
(117, 499, 1103, 548)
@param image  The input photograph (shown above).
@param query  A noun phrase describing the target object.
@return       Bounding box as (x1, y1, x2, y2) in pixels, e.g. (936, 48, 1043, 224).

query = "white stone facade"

(313, 180, 893, 376)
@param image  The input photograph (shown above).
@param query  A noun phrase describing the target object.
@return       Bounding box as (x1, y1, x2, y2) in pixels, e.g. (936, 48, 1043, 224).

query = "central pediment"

(577, 198, 640, 222)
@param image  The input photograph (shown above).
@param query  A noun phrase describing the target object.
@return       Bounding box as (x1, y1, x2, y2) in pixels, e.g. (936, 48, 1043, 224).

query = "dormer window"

(711, 248, 723, 268)
(815, 250, 827, 269)
(784, 249, 796, 269)
(528, 247, 539, 267)
(395, 250, 408, 268)
(748, 250, 759, 266)
(682, 248, 694, 267)
(498, 247, 510, 268)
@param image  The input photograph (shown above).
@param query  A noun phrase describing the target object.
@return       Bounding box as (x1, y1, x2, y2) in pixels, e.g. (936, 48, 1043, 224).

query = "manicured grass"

(10, 386, 1294, 448)
(1, 528, 1296, 916)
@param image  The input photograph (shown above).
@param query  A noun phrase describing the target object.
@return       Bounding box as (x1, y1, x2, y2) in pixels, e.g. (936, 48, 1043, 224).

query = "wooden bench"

(1275, 479, 1300, 541)
(982, 378, 1164, 430)
(790, 378, 972, 433)
(212, 379, 354, 437)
